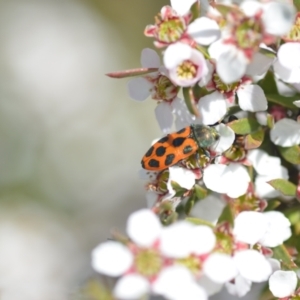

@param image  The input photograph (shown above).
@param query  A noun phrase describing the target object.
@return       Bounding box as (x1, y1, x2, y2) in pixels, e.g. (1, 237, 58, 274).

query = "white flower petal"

(225, 164, 250, 198)
(141, 48, 160, 68)
(247, 149, 281, 176)
(269, 270, 297, 298)
(262, 2, 295, 36)
(203, 164, 230, 194)
(197, 91, 227, 125)
(246, 52, 274, 77)
(233, 211, 268, 245)
(240, 0, 262, 17)
(293, 100, 300, 108)
(159, 221, 195, 258)
(234, 250, 272, 282)
(155, 102, 174, 134)
(198, 275, 223, 296)
(128, 77, 152, 101)
(170, 0, 197, 15)
(255, 169, 288, 198)
(216, 47, 248, 83)
(167, 166, 196, 191)
(274, 59, 300, 84)
(214, 123, 235, 153)
(153, 265, 194, 297)
(237, 84, 267, 112)
(190, 225, 216, 255)
(270, 118, 300, 147)
(114, 274, 150, 300)
(259, 211, 291, 247)
(268, 258, 281, 273)
(192, 193, 225, 224)
(188, 17, 220, 45)
(164, 43, 192, 69)
(225, 275, 252, 298)
(203, 253, 238, 283)
(255, 112, 268, 126)
(127, 209, 162, 247)
(278, 43, 300, 70)
(92, 241, 133, 276)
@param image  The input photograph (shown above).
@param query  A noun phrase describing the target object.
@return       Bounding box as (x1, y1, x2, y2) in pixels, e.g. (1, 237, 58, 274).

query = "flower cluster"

(91, 0, 300, 299)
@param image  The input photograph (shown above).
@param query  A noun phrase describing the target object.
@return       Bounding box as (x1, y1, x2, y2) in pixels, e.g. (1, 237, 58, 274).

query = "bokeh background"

(0, 1, 265, 299)
(0, 0, 165, 299)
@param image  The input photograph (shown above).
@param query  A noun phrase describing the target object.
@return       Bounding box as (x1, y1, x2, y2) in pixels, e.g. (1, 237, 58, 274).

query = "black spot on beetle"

(183, 145, 193, 154)
(145, 146, 154, 157)
(157, 136, 169, 143)
(172, 137, 185, 147)
(149, 159, 160, 168)
(165, 154, 175, 166)
(155, 146, 166, 157)
(177, 127, 187, 134)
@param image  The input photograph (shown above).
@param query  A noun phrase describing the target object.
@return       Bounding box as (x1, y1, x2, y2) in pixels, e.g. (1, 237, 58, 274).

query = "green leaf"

(266, 113, 274, 129)
(194, 184, 208, 200)
(273, 244, 298, 270)
(227, 118, 261, 134)
(244, 128, 265, 149)
(190, 0, 201, 22)
(268, 179, 297, 197)
(224, 105, 241, 118)
(266, 93, 300, 110)
(217, 204, 234, 226)
(294, 0, 300, 12)
(278, 145, 300, 164)
(265, 199, 281, 211)
(258, 71, 278, 94)
(185, 193, 196, 215)
(171, 181, 188, 197)
(186, 217, 214, 228)
(106, 67, 158, 78)
(183, 87, 200, 117)
(258, 47, 276, 59)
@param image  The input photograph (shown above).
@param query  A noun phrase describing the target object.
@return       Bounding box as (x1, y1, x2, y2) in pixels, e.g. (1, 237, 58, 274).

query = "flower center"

(134, 248, 163, 278)
(177, 256, 202, 274)
(235, 17, 263, 51)
(158, 17, 186, 43)
(213, 72, 240, 93)
(285, 13, 300, 41)
(176, 60, 198, 80)
(152, 75, 179, 101)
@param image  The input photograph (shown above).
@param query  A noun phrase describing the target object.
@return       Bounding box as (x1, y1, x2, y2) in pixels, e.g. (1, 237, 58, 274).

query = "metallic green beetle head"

(191, 124, 220, 149)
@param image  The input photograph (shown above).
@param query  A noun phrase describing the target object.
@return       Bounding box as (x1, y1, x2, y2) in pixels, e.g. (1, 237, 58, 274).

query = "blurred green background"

(0, 0, 168, 299)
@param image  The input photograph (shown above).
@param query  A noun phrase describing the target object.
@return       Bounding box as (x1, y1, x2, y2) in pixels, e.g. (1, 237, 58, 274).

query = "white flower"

(192, 193, 226, 224)
(269, 270, 298, 298)
(164, 43, 208, 87)
(274, 40, 300, 83)
(225, 274, 252, 298)
(248, 149, 289, 198)
(209, 2, 295, 83)
(114, 274, 150, 300)
(259, 211, 292, 248)
(92, 241, 133, 277)
(203, 163, 250, 198)
(270, 118, 300, 147)
(187, 17, 221, 46)
(160, 221, 216, 258)
(152, 265, 208, 300)
(233, 250, 272, 282)
(196, 91, 227, 125)
(127, 48, 180, 133)
(233, 211, 291, 248)
(236, 84, 267, 112)
(203, 253, 238, 283)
